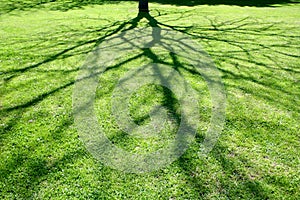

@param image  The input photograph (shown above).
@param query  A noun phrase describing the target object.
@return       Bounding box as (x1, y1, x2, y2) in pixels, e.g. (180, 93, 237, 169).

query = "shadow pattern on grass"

(1, 7, 299, 199)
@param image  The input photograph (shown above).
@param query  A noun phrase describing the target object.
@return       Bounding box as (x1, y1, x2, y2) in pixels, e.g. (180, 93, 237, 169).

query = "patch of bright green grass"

(0, 1, 299, 199)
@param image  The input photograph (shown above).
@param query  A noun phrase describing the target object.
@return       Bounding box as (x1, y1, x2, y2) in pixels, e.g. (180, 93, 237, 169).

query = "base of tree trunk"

(139, 0, 149, 13)
(139, 9, 149, 13)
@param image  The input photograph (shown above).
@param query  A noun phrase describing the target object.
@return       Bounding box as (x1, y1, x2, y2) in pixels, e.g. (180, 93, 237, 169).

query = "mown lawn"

(0, 1, 299, 199)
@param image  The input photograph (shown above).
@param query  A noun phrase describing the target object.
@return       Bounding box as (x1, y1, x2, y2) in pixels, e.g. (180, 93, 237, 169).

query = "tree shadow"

(1, 8, 299, 199)
(68, 11, 298, 197)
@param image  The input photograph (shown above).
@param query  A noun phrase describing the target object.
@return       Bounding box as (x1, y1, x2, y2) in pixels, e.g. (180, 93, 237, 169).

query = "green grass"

(0, 1, 299, 199)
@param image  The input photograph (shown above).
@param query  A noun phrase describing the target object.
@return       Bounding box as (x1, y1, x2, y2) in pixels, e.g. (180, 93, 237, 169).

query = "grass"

(0, 1, 299, 199)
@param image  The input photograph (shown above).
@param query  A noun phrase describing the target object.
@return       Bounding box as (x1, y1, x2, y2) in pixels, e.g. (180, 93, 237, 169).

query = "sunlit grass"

(0, 1, 299, 199)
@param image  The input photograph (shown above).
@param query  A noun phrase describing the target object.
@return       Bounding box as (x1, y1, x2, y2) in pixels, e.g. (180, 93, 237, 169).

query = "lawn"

(0, 1, 299, 199)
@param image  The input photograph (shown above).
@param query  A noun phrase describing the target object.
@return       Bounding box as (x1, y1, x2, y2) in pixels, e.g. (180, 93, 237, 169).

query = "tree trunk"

(139, 0, 149, 13)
